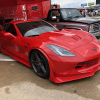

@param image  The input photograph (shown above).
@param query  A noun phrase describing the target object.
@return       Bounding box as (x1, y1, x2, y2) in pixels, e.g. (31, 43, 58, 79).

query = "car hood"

(65, 17, 100, 24)
(38, 29, 93, 51)
(21, 30, 93, 51)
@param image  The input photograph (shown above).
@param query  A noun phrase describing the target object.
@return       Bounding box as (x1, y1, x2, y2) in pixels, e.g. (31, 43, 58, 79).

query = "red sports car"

(0, 19, 100, 83)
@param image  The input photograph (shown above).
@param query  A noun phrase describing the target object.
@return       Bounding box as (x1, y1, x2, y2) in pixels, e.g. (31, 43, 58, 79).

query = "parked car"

(46, 8, 100, 38)
(0, 19, 100, 83)
(97, 10, 100, 15)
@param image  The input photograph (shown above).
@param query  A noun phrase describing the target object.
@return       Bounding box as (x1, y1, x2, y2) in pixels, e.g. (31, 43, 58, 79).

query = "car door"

(2, 24, 20, 56)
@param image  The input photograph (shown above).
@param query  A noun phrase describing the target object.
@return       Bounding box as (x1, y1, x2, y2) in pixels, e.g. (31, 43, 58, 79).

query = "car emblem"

(92, 47, 97, 51)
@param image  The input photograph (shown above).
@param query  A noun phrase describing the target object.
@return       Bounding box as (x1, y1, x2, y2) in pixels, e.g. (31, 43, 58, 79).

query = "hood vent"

(72, 35, 82, 41)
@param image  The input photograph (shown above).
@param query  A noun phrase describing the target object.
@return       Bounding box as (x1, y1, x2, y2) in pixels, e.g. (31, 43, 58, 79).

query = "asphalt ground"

(0, 16, 100, 100)
(0, 53, 100, 100)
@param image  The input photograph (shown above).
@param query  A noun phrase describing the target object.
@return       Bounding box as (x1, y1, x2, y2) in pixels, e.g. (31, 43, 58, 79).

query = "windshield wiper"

(67, 17, 72, 19)
(27, 35, 39, 37)
(74, 16, 82, 18)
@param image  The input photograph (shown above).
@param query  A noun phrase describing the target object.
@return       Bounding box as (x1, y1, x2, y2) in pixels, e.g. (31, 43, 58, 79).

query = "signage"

(88, 2, 94, 6)
(81, 3, 87, 6)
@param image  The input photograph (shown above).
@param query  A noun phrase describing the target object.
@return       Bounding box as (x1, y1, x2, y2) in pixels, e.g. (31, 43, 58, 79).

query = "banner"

(81, 3, 87, 6)
(88, 2, 94, 6)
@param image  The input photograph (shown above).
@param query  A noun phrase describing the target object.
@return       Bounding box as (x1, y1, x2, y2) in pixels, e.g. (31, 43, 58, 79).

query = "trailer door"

(26, 3, 43, 19)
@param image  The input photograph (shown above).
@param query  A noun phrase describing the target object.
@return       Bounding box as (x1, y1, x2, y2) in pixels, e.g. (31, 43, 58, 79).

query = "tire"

(30, 50, 50, 78)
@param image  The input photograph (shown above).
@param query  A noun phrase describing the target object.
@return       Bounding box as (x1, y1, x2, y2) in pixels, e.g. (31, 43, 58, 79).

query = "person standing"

(80, 9, 82, 15)
(82, 10, 86, 17)
(85, 9, 87, 17)
(90, 9, 93, 17)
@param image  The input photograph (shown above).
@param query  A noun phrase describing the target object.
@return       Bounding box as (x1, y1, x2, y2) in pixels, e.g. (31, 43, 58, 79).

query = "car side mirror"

(4, 32, 16, 39)
(52, 16, 57, 20)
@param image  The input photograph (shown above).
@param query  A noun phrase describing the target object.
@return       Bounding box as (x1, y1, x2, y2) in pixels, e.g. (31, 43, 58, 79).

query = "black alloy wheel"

(30, 50, 50, 78)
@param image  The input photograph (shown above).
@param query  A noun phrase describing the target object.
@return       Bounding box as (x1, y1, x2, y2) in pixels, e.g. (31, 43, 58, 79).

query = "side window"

(9, 24, 17, 36)
(2, 24, 17, 36)
(50, 10, 61, 21)
(2, 24, 10, 32)
(51, 10, 58, 17)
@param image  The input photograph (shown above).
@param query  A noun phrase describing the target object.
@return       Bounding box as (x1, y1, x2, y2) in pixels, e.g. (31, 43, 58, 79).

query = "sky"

(51, 0, 96, 8)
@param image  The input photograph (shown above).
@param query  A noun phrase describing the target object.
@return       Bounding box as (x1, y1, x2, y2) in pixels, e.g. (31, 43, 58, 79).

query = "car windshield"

(61, 9, 82, 19)
(16, 21, 58, 37)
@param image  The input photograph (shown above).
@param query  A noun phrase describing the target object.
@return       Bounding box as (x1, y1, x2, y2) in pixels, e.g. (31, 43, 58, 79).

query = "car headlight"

(89, 24, 94, 33)
(46, 45, 76, 57)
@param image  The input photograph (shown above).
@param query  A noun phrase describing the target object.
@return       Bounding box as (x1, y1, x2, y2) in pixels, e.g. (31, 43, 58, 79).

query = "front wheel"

(30, 50, 50, 78)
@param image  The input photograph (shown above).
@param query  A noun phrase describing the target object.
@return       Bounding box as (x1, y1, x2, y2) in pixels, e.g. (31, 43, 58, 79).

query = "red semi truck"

(0, 0, 100, 38)
(0, 0, 50, 25)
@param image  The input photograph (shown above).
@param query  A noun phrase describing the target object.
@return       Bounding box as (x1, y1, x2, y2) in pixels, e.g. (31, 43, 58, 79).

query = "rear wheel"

(30, 50, 50, 78)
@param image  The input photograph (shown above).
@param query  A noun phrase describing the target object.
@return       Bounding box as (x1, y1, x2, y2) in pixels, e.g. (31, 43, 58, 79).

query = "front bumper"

(53, 64, 100, 83)
(49, 55, 100, 83)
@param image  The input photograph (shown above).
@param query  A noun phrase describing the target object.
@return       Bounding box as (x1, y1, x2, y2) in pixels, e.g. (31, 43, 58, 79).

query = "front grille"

(93, 23, 100, 32)
(85, 57, 99, 67)
(76, 57, 100, 69)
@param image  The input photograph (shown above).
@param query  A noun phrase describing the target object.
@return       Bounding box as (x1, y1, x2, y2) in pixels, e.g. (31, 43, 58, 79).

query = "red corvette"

(0, 19, 100, 83)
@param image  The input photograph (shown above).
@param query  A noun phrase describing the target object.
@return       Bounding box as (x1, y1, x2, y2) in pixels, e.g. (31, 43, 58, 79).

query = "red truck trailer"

(0, 0, 50, 25)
